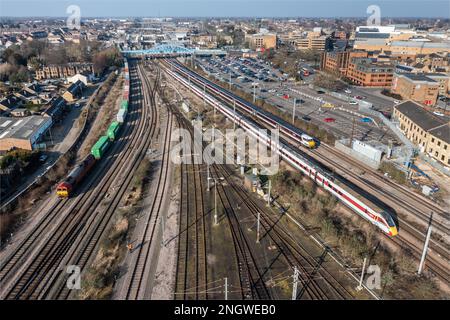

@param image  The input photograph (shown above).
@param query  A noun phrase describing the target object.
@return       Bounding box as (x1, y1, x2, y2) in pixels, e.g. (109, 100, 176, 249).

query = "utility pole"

(214, 180, 218, 225)
(267, 180, 271, 206)
(203, 83, 206, 109)
(233, 99, 236, 131)
(207, 165, 210, 191)
(418, 224, 432, 275)
(291, 266, 299, 300)
(224, 277, 228, 300)
(350, 116, 355, 147)
(356, 257, 367, 291)
(256, 212, 261, 243)
(292, 98, 296, 124)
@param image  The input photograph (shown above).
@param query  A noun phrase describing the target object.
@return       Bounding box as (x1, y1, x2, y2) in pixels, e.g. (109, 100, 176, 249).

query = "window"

(431, 138, 435, 143)
(437, 141, 441, 146)
(442, 155, 445, 161)
(435, 151, 438, 157)
(445, 144, 448, 150)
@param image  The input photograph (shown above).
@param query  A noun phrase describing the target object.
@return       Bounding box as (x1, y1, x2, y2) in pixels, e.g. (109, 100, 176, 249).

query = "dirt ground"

(414, 159, 450, 210)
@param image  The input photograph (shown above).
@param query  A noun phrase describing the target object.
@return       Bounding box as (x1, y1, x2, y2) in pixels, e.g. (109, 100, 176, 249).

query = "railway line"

(167, 97, 273, 300)
(0, 60, 156, 299)
(162, 65, 362, 300)
(120, 62, 176, 300)
(160, 59, 450, 289)
(166, 58, 448, 235)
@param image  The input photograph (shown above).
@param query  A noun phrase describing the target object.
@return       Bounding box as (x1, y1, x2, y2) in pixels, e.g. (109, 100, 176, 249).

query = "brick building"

(346, 58, 394, 87)
(35, 63, 93, 80)
(392, 73, 440, 106)
(393, 101, 450, 167)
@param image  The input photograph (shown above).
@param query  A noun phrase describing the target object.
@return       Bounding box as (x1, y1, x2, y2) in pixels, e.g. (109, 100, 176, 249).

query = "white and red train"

(165, 59, 317, 149)
(164, 63, 398, 237)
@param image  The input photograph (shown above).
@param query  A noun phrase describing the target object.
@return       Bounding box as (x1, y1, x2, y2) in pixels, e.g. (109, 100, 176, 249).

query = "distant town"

(0, 13, 449, 305)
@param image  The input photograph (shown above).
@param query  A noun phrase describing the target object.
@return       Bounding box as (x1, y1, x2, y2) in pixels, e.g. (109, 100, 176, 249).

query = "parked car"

(344, 89, 352, 94)
(354, 95, 365, 100)
(302, 116, 311, 121)
(349, 101, 358, 105)
(324, 117, 336, 123)
(317, 90, 325, 94)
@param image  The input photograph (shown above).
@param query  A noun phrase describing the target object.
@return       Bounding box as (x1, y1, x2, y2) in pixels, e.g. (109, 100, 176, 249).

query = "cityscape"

(0, 0, 449, 312)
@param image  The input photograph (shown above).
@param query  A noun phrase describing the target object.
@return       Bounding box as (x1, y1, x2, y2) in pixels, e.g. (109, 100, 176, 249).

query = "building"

(68, 73, 89, 86)
(346, 58, 394, 87)
(248, 33, 277, 51)
(35, 63, 94, 80)
(392, 73, 440, 106)
(296, 32, 330, 51)
(353, 39, 450, 57)
(320, 50, 368, 76)
(0, 94, 24, 113)
(0, 116, 52, 151)
(393, 101, 450, 166)
(62, 80, 85, 102)
(42, 96, 66, 121)
(424, 73, 450, 97)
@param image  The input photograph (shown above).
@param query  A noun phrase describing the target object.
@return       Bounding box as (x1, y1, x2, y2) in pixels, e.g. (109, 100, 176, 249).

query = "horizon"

(0, 0, 449, 19)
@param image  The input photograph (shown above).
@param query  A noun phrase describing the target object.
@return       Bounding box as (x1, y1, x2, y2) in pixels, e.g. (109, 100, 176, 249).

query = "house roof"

(395, 101, 446, 131)
(428, 123, 450, 144)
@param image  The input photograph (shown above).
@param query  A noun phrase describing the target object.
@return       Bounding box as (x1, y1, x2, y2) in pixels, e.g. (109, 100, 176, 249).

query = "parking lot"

(195, 56, 401, 145)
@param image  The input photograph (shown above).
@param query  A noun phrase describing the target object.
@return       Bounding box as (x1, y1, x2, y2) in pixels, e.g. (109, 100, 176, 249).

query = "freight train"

(165, 65, 398, 236)
(56, 60, 130, 198)
(165, 59, 317, 149)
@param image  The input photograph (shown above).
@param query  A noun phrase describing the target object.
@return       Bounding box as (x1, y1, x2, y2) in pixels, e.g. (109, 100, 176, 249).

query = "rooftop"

(395, 101, 447, 131)
(0, 116, 51, 141)
(428, 123, 450, 144)
(399, 73, 437, 82)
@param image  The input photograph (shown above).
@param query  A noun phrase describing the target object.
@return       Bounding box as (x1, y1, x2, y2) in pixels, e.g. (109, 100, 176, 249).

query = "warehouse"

(0, 116, 52, 151)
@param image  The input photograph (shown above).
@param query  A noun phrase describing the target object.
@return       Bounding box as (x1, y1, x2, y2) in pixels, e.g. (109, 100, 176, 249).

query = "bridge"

(121, 44, 226, 58)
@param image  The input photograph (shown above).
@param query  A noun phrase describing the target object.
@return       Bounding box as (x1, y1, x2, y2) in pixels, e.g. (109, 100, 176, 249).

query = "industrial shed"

(0, 116, 52, 152)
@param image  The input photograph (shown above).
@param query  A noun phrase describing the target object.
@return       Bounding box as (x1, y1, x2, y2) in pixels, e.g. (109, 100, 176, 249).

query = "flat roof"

(400, 73, 437, 82)
(0, 115, 51, 141)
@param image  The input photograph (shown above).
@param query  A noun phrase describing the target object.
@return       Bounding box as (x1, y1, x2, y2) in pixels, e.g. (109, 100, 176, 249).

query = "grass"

(78, 159, 151, 299)
(269, 167, 445, 299)
(379, 161, 407, 185)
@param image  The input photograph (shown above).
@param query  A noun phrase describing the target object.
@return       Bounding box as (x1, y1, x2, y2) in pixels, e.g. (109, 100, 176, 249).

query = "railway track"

(166, 59, 449, 235)
(316, 144, 449, 235)
(0, 60, 155, 299)
(121, 62, 177, 300)
(307, 147, 450, 285)
(174, 148, 208, 300)
(164, 59, 449, 287)
(164, 89, 270, 300)
(163, 69, 356, 300)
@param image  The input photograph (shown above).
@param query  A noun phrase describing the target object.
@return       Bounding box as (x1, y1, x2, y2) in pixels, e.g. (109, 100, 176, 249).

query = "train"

(165, 65, 398, 237)
(165, 59, 317, 149)
(56, 60, 130, 198)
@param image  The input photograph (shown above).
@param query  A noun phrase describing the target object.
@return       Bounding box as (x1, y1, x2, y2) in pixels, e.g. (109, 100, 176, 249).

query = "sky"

(0, 0, 449, 18)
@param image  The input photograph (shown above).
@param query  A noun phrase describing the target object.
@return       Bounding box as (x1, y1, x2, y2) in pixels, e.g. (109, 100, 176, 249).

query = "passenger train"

(165, 65, 398, 236)
(165, 59, 317, 149)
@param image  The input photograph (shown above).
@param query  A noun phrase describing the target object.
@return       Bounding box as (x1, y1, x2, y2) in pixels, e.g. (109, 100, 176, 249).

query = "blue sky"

(1, 0, 449, 18)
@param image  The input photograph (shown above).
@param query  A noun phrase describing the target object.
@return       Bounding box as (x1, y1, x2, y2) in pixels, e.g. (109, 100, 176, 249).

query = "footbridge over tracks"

(122, 44, 227, 58)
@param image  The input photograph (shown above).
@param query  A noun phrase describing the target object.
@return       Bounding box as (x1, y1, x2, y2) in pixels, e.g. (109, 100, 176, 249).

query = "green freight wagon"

(107, 121, 121, 141)
(121, 100, 129, 110)
(91, 135, 111, 159)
